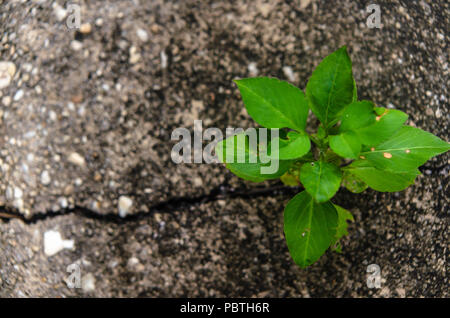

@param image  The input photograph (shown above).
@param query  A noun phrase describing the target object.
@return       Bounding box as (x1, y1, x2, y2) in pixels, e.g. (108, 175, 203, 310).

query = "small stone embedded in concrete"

(118, 195, 133, 217)
(14, 187, 23, 199)
(127, 256, 145, 272)
(160, 51, 168, 69)
(13, 89, 23, 101)
(70, 40, 83, 51)
(0, 61, 16, 89)
(40, 170, 51, 185)
(79, 23, 92, 34)
(282, 66, 297, 82)
(248, 62, 259, 76)
(129, 46, 141, 64)
(58, 197, 68, 209)
(2, 96, 11, 106)
(53, 3, 67, 21)
(81, 273, 96, 292)
(136, 28, 149, 42)
(127, 257, 139, 268)
(68, 152, 86, 167)
(300, 0, 313, 9)
(435, 108, 442, 118)
(43, 230, 74, 256)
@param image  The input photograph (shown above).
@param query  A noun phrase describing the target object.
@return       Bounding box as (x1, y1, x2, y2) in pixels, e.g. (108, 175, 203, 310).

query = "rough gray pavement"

(0, 0, 449, 297)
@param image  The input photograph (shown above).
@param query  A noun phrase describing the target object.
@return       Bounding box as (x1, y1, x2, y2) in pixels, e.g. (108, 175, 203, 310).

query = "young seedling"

(215, 46, 450, 268)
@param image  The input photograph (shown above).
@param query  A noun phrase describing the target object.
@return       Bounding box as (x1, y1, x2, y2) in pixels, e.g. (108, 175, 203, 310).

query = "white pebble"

(2, 96, 11, 106)
(248, 62, 259, 76)
(41, 170, 51, 185)
(82, 273, 96, 292)
(435, 108, 442, 118)
(44, 230, 74, 256)
(13, 198, 24, 212)
(282, 66, 297, 82)
(0, 61, 16, 89)
(13, 89, 23, 101)
(136, 28, 149, 42)
(129, 46, 141, 64)
(14, 187, 23, 199)
(160, 51, 168, 69)
(127, 257, 139, 267)
(0, 76, 11, 90)
(5, 187, 13, 200)
(74, 178, 83, 186)
(68, 152, 86, 167)
(53, 4, 67, 21)
(58, 197, 68, 209)
(49, 110, 57, 121)
(70, 40, 83, 51)
(118, 196, 133, 217)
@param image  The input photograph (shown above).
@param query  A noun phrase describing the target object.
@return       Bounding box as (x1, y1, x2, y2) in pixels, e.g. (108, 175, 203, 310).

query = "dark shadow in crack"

(0, 183, 302, 224)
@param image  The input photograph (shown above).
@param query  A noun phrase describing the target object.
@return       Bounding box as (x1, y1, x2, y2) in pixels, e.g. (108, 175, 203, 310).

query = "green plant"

(215, 46, 450, 268)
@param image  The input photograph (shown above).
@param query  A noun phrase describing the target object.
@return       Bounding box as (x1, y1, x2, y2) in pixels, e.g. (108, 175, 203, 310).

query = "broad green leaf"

(274, 131, 311, 160)
(339, 101, 376, 132)
(330, 204, 354, 252)
(344, 160, 420, 192)
(329, 131, 361, 159)
(215, 133, 293, 182)
(284, 191, 338, 268)
(357, 108, 408, 146)
(234, 77, 309, 132)
(341, 170, 368, 193)
(300, 161, 342, 202)
(361, 126, 450, 172)
(306, 46, 354, 126)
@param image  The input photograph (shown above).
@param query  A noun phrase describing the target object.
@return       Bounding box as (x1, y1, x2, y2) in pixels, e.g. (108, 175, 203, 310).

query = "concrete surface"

(0, 0, 448, 297)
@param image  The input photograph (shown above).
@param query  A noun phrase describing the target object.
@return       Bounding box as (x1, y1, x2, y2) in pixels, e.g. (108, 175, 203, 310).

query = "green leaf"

(361, 126, 450, 172)
(215, 133, 293, 182)
(280, 171, 300, 186)
(306, 46, 354, 126)
(323, 148, 343, 166)
(234, 77, 309, 132)
(300, 161, 342, 202)
(329, 131, 361, 159)
(339, 101, 376, 133)
(356, 108, 408, 146)
(273, 131, 311, 160)
(330, 204, 354, 252)
(344, 160, 420, 192)
(341, 170, 368, 193)
(284, 191, 338, 268)
(352, 79, 357, 102)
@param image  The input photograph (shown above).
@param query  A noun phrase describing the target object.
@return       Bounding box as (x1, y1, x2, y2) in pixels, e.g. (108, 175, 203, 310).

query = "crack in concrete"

(0, 184, 302, 224)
